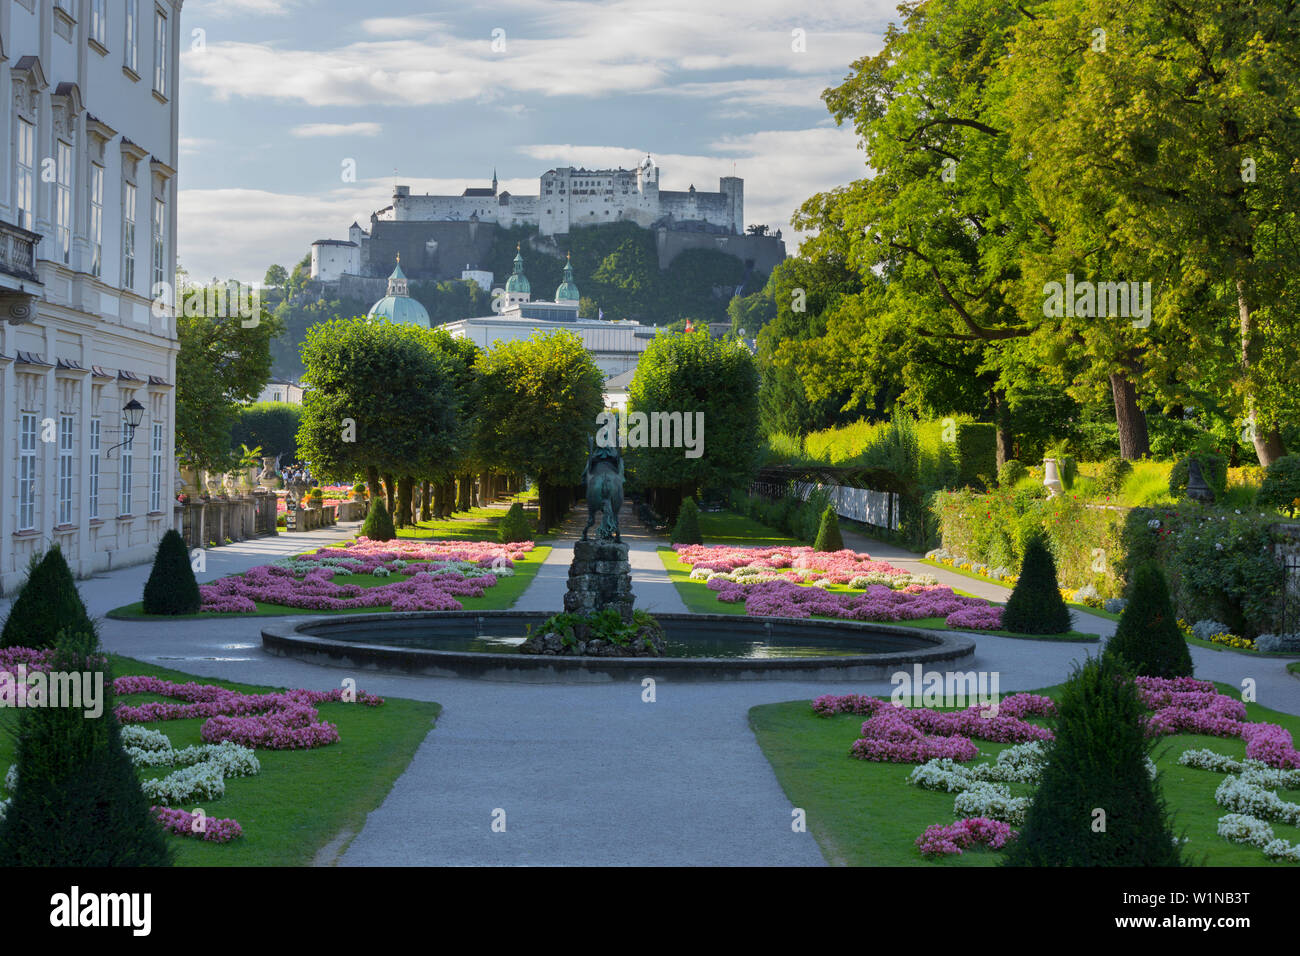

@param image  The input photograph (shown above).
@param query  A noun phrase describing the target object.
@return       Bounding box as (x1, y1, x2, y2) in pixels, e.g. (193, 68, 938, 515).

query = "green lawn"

(750, 684, 1300, 867)
(0, 655, 439, 866)
(696, 509, 801, 546)
(394, 499, 554, 542)
(107, 546, 552, 620)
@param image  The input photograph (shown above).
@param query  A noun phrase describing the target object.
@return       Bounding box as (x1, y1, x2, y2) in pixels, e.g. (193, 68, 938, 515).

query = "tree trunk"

(537, 479, 553, 531)
(397, 476, 414, 528)
(366, 465, 382, 503)
(383, 473, 396, 514)
(420, 480, 432, 522)
(479, 471, 492, 506)
(1110, 372, 1150, 460)
(439, 481, 455, 518)
(991, 388, 1012, 469)
(456, 473, 472, 511)
(1237, 280, 1287, 466)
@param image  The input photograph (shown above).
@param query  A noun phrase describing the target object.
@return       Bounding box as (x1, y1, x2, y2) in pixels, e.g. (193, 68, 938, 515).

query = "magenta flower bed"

(676, 544, 1005, 629)
(916, 817, 1017, 857)
(152, 806, 243, 843)
(1136, 676, 1300, 769)
(674, 544, 911, 583)
(115, 675, 383, 750)
(198, 537, 534, 614)
(713, 577, 1003, 630)
(838, 694, 1056, 763)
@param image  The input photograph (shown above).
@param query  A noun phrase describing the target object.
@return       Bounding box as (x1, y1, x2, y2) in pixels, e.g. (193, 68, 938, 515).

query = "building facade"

(0, 0, 182, 592)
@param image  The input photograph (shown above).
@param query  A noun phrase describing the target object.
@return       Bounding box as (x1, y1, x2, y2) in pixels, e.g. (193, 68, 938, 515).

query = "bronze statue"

(581, 437, 624, 541)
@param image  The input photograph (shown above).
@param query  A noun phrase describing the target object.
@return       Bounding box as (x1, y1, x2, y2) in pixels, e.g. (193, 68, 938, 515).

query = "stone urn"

(255, 456, 279, 493)
(205, 472, 224, 496)
(286, 478, 311, 510)
(1043, 458, 1064, 498)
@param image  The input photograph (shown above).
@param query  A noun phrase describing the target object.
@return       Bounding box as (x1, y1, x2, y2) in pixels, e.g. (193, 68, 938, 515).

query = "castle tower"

(719, 176, 744, 235)
(492, 167, 498, 195)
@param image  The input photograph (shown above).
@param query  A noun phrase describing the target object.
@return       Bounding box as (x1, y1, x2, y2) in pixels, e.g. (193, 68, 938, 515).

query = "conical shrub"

(1004, 655, 1183, 866)
(0, 546, 95, 650)
(142, 529, 201, 615)
(1001, 534, 1072, 635)
(671, 497, 703, 546)
(1105, 562, 1193, 678)
(0, 628, 173, 866)
(360, 496, 396, 542)
(813, 505, 844, 552)
(498, 501, 533, 543)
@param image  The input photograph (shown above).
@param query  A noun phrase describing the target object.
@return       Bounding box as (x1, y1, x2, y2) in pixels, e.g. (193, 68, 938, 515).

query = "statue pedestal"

(564, 540, 633, 622)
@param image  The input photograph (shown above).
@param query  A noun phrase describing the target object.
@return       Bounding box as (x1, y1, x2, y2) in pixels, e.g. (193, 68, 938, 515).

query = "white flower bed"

(174, 742, 260, 778)
(952, 782, 1030, 825)
(141, 763, 226, 806)
(1214, 768, 1300, 826)
(121, 725, 171, 752)
(908, 742, 1047, 793)
(1216, 814, 1300, 862)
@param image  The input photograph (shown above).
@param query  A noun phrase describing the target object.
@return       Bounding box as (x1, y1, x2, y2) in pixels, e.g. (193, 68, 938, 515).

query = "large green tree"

(626, 329, 762, 512)
(473, 331, 605, 530)
(175, 284, 281, 471)
(296, 318, 465, 512)
(1002, 0, 1300, 465)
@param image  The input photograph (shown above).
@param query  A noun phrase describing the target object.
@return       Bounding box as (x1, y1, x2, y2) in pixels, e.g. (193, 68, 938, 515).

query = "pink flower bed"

(916, 817, 1017, 857)
(817, 694, 1057, 763)
(675, 544, 910, 584)
(114, 675, 383, 750)
(709, 577, 1003, 630)
(198, 537, 534, 614)
(1135, 676, 1300, 769)
(152, 807, 243, 843)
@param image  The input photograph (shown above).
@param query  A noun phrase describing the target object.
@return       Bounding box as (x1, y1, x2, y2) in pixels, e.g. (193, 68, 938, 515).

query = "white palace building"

(0, 0, 181, 592)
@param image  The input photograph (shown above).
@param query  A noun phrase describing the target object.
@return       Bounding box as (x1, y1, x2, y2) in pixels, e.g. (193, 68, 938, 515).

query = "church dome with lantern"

(555, 253, 580, 303)
(366, 257, 430, 327)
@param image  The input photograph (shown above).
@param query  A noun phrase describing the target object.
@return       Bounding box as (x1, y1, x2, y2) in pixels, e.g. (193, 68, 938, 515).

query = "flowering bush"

(197, 538, 534, 613)
(141, 763, 226, 805)
(115, 675, 383, 750)
(1214, 767, 1300, 826)
(915, 817, 1017, 857)
(952, 782, 1031, 825)
(1135, 676, 1300, 768)
(847, 695, 1054, 763)
(152, 807, 243, 843)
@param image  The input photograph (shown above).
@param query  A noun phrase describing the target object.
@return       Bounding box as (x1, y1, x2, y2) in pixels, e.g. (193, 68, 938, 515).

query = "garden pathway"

(24, 511, 1299, 865)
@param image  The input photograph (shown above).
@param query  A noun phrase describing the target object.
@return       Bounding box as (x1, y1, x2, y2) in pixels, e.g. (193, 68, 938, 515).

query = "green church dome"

(555, 253, 579, 302)
(505, 245, 530, 295)
(367, 257, 430, 327)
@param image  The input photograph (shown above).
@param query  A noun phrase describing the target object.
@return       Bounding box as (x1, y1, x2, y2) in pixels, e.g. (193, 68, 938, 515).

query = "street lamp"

(106, 399, 146, 458)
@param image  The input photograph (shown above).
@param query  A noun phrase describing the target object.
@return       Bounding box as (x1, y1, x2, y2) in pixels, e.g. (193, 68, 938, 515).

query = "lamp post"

(105, 399, 146, 458)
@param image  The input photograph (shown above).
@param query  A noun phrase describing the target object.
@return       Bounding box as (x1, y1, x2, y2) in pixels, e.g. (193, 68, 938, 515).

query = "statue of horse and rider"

(581, 436, 624, 542)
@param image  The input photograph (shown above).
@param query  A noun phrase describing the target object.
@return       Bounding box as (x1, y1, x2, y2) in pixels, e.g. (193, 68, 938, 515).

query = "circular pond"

(261, 611, 976, 683)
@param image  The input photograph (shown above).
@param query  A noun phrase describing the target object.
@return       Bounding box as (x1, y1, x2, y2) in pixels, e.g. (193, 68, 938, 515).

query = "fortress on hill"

(310, 155, 786, 295)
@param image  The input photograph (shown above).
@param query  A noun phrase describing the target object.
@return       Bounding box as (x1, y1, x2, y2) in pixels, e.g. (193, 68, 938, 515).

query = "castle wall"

(310, 242, 359, 281)
(362, 220, 499, 281)
(655, 230, 786, 275)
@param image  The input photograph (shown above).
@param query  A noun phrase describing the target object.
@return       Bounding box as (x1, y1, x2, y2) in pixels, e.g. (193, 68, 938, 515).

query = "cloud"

(185, 0, 303, 18)
(181, 2, 886, 107)
(290, 122, 383, 138)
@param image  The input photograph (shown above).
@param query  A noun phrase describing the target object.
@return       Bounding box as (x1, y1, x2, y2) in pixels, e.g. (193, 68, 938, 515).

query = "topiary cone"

(360, 496, 397, 542)
(1104, 562, 1193, 678)
(0, 628, 173, 866)
(1001, 534, 1072, 635)
(813, 505, 844, 552)
(0, 546, 95, 649)
(671, 497, 703, 545)
(1003, 654, 1183, 867)
(142, 529, 202, 615)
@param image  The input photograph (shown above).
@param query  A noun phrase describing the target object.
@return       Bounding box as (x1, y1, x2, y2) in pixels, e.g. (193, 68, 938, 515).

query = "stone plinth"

(563, 540, 633, 622)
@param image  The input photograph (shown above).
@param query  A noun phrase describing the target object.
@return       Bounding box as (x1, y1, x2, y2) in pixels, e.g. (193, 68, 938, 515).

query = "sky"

(176, 0, 899, 282)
